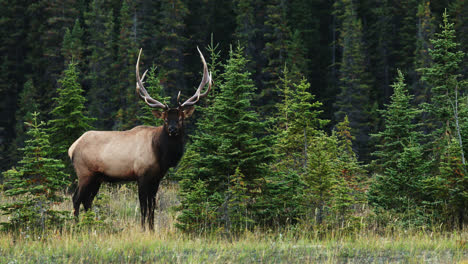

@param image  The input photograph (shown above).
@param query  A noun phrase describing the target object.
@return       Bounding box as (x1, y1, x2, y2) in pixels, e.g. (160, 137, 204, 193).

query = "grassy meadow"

(1, 183, 467, 263)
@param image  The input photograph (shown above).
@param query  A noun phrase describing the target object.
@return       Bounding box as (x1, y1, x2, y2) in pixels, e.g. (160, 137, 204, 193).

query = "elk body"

(69, 47, 212, 230)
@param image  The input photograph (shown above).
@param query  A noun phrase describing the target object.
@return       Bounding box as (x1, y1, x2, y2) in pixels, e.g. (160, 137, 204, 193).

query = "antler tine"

(180, 46, 212, 108)
(177, 91, 182, 106)
(136, 48, 167, 109)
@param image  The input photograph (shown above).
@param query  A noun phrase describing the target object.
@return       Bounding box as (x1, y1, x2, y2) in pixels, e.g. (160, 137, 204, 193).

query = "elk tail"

(68, 138, 80, 162)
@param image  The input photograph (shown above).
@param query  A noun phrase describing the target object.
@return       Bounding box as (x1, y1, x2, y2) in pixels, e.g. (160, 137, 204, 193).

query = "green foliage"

(62, 19, 84, 65)
(333, 0, 374, 161)
(274, 68, 328, 170)
(371, 70, 422, 172)
(413, 1, 435, 103)
(158, 0, 189, 97)
(9, 79, 39, 164)
(260, 0, 291, 114)
(369, 142, 431, 226)
(48, 61, 95, 163)
(420, 11, 465, 151)
(176, 45, 273, 232)
(256, 170, 304, 227)
(1, 112, 70, 231)
(115, 0, 139, 130)
(175, 180, 222, 233)
(368, 70, 431, 226)
(226, 167, 254, 232)
(137, 66, 169, 127)
(417, 12, 467, 227)
(85, 0, 116, 129)
(423, 138, 467, 228)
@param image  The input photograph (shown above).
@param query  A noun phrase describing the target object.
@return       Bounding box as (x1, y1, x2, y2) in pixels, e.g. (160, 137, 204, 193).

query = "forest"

(0, 0, 467, 261)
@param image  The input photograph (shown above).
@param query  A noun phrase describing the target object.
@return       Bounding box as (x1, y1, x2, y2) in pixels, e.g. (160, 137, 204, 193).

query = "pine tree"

(9, 79, 39, 165)
(42, 0, 79, 83)
(176, 45, 273, 231)
(226, 167, 254, 232)
(48, 61, 94, 165)
(333, 0, 373, 161)
(302, 132, 339, 225)
(450, 0, 468, 74)
(413, 1, 435, 104)
(85, 0, 116, 129)
(175, 179, 223, 233)
(158, 0, 189, 100)
(371, 70, 422, 172)
(368, 141, 430, 226)
(368, 71, 430, 225)
(137, 66, 169, 127)
(330, 116, 364, 228)
(426, 138, 467, 227)
(114, 0, 138, 130)
(0, 0, 28, 173)
(420, 11, 465, 154)
(1, 112, 70, 231)
(367, 0, 394, 100)
(62, 19, 84, 66)
(260, 0, 291, 114)
(233, 0, 257, 62)
(274, 68, 328, 171)
(393, 0, 418, 73)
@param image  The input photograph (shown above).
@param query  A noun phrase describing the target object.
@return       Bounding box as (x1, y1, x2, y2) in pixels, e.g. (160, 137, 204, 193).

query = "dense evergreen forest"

(0, 0, 467, 231)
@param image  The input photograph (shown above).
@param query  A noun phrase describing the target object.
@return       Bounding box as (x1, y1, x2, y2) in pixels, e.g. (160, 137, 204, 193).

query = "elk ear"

(152, 110, 166, 120)
(182, 107, 195, 119)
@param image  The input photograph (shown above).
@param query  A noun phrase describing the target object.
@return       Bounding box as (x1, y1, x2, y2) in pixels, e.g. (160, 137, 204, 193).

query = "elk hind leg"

(72, 172, 95, 217)
(83, 176, 102, 211)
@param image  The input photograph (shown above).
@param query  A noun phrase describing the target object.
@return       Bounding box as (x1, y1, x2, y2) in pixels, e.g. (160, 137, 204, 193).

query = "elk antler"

(179, 46, 212, 108)
(136, 48, 168, 110)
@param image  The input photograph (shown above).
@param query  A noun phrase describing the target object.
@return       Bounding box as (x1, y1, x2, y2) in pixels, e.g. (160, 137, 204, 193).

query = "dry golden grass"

(1, 183, 467, 263)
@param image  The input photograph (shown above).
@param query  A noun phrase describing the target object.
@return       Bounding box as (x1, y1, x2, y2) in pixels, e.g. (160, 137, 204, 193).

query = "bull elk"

(68, 47, 212, 230)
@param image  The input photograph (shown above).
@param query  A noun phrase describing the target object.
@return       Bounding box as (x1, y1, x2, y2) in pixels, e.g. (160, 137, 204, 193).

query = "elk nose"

(169, 127, 177, 135)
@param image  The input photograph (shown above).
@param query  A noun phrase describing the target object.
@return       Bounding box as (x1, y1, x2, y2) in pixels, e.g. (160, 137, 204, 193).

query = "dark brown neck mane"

(153, 126, 185, 175)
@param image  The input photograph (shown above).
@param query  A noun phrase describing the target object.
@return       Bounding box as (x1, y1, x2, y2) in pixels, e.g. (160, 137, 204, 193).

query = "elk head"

(136, 47, 212, 137)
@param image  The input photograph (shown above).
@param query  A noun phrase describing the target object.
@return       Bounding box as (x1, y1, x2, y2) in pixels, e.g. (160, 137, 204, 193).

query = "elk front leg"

(138, 181, 148, 230)
(147, 180, 161, 231)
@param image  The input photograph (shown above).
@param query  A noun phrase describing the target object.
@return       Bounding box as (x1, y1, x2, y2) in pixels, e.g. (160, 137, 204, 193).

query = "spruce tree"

(368, 71, 429, 225)
(9, 79, 39, 164)
(371, 70, 422, 172)
(260, 0, 291, 114)
(137, 66, 169, 127)
(114, 0, 138, 130)
(1, 112, 70, 231)
(414, 1, 435, 92)
(333, 0, 373, 161)
(176, 45, 273, 231)
(302, 132, 339, 224)
(48, 61, 94, 165)
(368, 141, 430, 226)
(62, 19, 84, 66)
(420, 11, 465, 156)
(85, 0, 116, 129)
(282, 76, 327, 169)
(158, 0, 188, 99)
(450, 0, 468, 74)
(425, 138, 467, 227)
(330, 116, 365, 227)
(42, 0, 79, 84)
